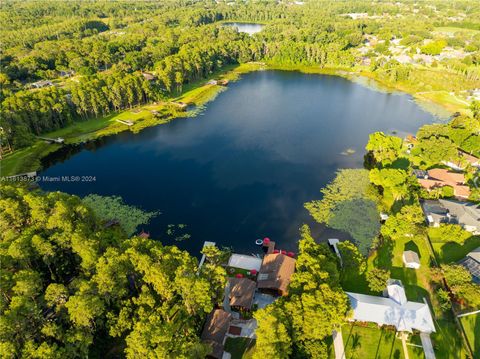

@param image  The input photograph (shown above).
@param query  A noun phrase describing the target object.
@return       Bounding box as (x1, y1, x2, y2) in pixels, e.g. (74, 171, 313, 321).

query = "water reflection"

(41, 71, 436, 256)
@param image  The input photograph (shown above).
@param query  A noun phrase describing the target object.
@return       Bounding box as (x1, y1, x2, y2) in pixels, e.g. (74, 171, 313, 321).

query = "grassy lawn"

(342, 323, 424, 359)
(430, 234, 480, 264)
(341, 232, 470, 359)
(224, 337, 255, 359)
(460, 313, 480, 358)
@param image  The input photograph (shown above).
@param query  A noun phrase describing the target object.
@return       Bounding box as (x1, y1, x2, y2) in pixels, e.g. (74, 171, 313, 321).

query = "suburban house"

(458, 247, 480, 284)
(421, 199, 480, 234)
(417, 168, 470, 199)
(228, 277, 256, 311)
(227, 254, 262, 273)
(443, 151, 480, 170)
(403, 250, 421, 269)
(201, 309, 232, 359)
(346, 279, 436, 333)
(257, 253, 296, 296)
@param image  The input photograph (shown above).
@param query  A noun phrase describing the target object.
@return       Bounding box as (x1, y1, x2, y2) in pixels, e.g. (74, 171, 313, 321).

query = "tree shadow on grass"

(472, 314, 480, 358)
(404, 240, 420, 258)
(372, 237, 394, 269)
(438, 236, 480, 264)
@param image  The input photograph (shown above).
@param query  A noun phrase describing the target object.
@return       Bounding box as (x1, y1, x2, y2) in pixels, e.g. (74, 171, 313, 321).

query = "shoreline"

(0, 62, 463, 177)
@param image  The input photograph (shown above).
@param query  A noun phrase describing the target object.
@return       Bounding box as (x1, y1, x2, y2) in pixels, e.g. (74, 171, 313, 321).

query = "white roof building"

(403, 251, 421, 269)
(228, 254, 262, 272)
(347, 279, 436, 333)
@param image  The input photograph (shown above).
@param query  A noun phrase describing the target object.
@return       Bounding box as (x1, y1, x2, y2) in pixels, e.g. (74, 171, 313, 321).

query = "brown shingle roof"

(228, 278, 256, 309)
(201, 309, 231, 358)
(257, 253, 296, 295)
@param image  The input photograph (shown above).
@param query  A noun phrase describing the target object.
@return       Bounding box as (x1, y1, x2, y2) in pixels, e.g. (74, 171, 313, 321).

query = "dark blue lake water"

(40, 71, 437, 256)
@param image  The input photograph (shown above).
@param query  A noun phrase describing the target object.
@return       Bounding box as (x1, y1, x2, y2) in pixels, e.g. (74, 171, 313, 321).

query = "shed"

(403, 250, 421, 269)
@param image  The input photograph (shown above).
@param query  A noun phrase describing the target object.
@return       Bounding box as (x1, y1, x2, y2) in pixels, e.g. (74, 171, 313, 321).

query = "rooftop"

(201, 309, 232, 358)
(228, 254, 263, 272)
(257, 253, 296, 295)
(459, 247, 480, 284)
(347, 280, 435, 333)
(228, 277, 256, 309)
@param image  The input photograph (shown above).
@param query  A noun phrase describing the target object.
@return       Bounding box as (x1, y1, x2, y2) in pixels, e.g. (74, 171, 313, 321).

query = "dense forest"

(1, 0, 480, 150)
(0, 185, 226, 358)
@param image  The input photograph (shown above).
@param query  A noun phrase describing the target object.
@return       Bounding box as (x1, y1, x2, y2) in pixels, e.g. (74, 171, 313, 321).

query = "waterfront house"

(417, 168, 470, 199)
(458, 247, 480, 284)
(201, 309, 232, 359)
(228, 277, 256, 310)
(421, 199, 480, 234)
(257, 253, 296, 296)
(347, 279, 435, 333)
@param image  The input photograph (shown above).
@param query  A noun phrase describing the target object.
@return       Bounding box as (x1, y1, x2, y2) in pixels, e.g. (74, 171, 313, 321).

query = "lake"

(223, 22, 264, 35)
(40, 71, 437, 256)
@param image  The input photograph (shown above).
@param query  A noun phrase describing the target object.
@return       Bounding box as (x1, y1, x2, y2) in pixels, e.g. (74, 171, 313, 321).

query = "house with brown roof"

(228, 277, 256, 310)
(417, 168, 470, 199)
(201, 309, 232, 359)
(257, 253, 296, 296)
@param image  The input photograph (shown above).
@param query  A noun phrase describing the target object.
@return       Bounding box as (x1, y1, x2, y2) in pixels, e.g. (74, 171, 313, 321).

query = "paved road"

(332, 330, 346, 359)
(420, 332, 436, 359)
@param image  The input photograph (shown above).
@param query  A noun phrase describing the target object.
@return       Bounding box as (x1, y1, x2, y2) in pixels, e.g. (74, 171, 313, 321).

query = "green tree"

(442, 264, 480, 308)
(366, 132, 403, 166)
(366, 268, 390, 292)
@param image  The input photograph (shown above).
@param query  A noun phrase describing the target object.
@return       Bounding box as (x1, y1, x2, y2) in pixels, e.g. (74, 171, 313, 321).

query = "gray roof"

(438, 199, 480, 228)
(403, 251, 420, 264)
(459, 247, 480, 284)
(421, 199, 480, 228)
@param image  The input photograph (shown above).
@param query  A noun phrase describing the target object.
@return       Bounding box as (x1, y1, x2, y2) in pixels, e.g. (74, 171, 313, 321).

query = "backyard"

(341, 323, 424, 359)
(459, 312, 480, 358)
(224, 337, 256, 359)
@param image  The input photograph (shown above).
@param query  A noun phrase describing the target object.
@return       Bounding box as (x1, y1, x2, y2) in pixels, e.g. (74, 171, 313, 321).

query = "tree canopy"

(254, 226, 349, 358)
(0, 184, 224, 358)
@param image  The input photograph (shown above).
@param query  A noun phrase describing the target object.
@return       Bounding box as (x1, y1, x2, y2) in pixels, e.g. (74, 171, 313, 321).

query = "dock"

(38, 137, 64, 144)
(197, 241, 216, 274)
(263, 240, 276, 254)
(116, 119, 134, 126)
(328, 238, 343, 267)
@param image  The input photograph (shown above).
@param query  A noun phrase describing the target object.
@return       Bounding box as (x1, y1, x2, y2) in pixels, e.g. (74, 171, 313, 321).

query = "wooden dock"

(116, 119, 134, 126)
(197, 241, 216, 274)
(263, 241, 276, 254)
(38, 137, 64, 144)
